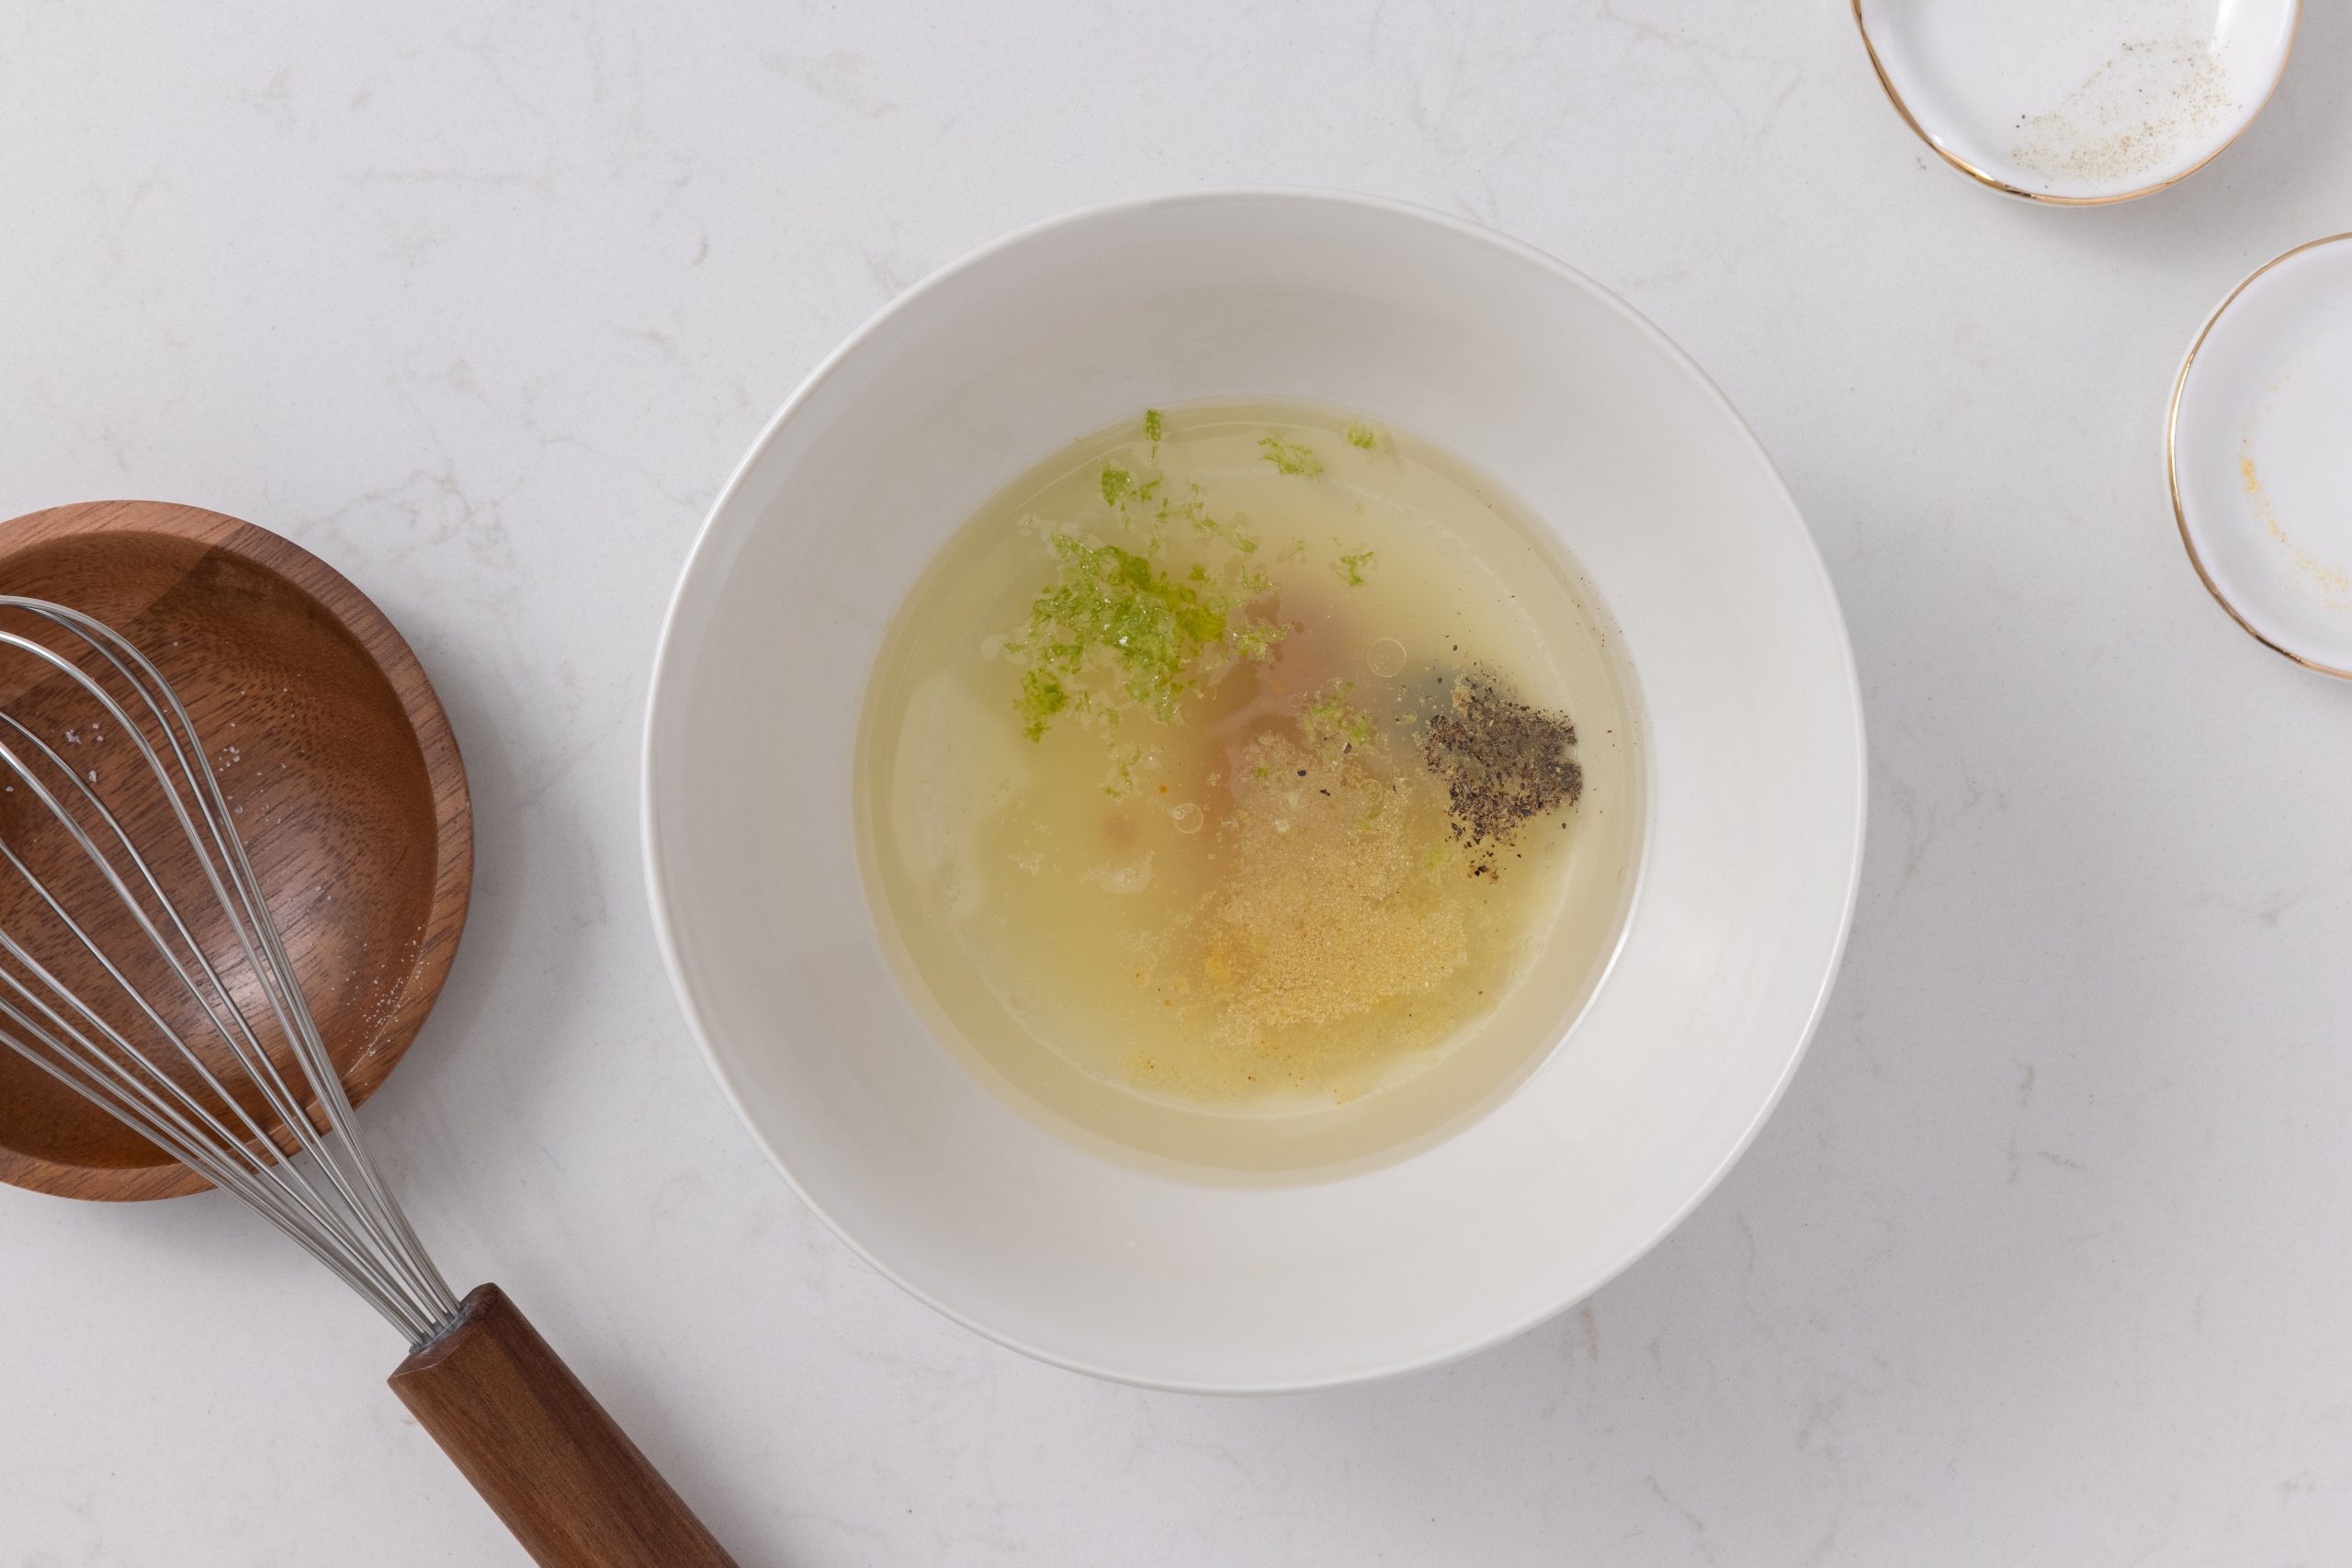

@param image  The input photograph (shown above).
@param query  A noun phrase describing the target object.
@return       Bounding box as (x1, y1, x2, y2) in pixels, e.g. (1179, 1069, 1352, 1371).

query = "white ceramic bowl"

(1856, 0, 2299, 204)
(643, 191, 1866, 1391)
(2171, 233, 2352, 680)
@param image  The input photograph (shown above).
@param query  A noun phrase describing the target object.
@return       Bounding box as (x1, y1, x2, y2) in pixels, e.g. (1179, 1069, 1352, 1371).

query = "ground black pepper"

(1420, 673, 1582, 874)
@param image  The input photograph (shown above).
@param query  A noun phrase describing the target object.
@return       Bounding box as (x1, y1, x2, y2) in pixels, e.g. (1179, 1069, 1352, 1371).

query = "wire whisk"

(0, 596, 459, 1341)
(0, 594, 738, 1568)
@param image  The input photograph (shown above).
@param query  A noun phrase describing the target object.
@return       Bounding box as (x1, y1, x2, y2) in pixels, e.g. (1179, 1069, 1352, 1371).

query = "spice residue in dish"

(2241, 443, 2352, 610)
(2009, 38, 2236, 188)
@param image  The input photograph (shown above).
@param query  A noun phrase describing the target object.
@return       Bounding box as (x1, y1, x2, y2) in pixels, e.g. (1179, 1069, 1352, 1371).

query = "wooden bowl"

(0, 501, 471, 1201)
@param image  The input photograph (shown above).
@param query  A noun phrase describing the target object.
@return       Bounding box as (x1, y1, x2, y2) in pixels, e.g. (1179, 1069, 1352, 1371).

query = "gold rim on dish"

(1850, 0, 2301, 207)
(2165, 231, 2352, 682)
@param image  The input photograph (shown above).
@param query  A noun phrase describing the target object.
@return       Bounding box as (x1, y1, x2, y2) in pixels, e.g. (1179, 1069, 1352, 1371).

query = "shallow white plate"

(642, 191, 1867, 1392)
(2171, 234, 2352, 680)
(1856, 0, 2298, 203)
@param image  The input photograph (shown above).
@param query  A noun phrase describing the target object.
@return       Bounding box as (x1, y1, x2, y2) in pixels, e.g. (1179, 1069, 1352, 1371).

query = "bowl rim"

(1850, 0, 2301, 207)
(640, 187, 1869, 1391)
(2166, 230, 2352, 682)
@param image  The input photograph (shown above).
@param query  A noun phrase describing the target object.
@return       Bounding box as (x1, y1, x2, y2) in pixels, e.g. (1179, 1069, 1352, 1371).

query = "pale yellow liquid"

(855, 400, 1643, 1176)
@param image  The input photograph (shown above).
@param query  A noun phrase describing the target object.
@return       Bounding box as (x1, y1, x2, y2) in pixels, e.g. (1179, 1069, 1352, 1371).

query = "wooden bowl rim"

(0, 500, 473, 1201)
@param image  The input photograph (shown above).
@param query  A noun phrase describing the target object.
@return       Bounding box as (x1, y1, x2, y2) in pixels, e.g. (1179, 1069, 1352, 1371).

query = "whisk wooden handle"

(389, 1283, 741, 1568)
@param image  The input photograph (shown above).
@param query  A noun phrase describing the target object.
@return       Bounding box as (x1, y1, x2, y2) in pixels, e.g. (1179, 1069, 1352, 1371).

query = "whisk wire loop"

(0, 600, 459, 1343)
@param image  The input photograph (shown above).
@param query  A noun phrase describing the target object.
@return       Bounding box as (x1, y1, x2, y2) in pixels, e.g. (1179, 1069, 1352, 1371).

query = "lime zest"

(1258, 436, 1322, 477)
(1301, 681, 1377, 754)
(1017, 669, 1069, 741)
(1333, 548, 1376, 588)
(1001, 413, 1292, 769)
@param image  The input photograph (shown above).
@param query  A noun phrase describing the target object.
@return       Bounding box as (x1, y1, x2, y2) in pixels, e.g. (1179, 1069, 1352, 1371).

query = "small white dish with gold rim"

(1855, 0, 2299, 204)
(2171, 234, 2352, 680)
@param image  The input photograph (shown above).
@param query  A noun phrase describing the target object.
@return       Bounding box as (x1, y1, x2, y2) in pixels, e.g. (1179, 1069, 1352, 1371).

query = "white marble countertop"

(5, 2, 2350, 1562)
